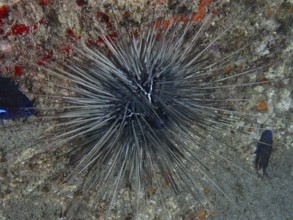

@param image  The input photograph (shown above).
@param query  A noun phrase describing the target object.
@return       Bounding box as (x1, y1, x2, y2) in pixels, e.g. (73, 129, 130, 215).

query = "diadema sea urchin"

(1, 0, 291, 219)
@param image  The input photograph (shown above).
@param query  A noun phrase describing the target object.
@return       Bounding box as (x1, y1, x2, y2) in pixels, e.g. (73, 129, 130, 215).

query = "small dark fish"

(0, 76, 34, 120)
(254, 130, 273, 178)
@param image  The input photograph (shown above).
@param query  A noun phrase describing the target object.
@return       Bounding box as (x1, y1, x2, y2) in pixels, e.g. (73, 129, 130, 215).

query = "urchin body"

(53, 18, 240, 212)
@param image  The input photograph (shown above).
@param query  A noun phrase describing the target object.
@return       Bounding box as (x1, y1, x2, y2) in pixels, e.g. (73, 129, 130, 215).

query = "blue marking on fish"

(0, 76, 35, 120)
(255, 130, 273, 178)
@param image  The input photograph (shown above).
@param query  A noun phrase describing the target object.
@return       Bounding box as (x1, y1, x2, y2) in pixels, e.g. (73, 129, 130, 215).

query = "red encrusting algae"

(39, 0, 49, 6)
(154, 0, 216, 30)
(11, 24, 30, 35)
(14, 65, 23, 76)
(0, 5, 8, 19)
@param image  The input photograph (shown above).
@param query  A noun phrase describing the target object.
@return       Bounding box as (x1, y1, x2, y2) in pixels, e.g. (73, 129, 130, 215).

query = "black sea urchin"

(41, 5, 273, 216)
(0, 0, 290, 219)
